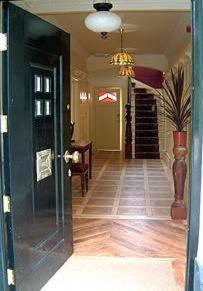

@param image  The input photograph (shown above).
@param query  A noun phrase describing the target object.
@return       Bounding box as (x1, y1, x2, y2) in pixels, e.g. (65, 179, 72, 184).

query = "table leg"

(82, 152, 85, 164)
(89, 143, 92, 179)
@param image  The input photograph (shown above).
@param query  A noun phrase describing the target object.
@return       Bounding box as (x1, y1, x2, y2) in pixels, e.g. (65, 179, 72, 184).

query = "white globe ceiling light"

(85, 2, 122, 39)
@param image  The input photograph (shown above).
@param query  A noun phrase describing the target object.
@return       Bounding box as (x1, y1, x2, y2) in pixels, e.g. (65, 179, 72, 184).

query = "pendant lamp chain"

(120, 28, 124, 52)
(110, 28, 135, 66)
(93, 0, 110, 3)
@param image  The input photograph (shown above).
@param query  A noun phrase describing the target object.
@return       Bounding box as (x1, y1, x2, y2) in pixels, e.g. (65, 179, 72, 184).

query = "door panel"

(95, 88, 121, 150)
(2, 3, 72, 290)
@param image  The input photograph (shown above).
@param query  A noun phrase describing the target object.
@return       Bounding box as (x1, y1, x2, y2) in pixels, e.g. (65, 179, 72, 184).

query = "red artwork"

(98, 91, 117, 102)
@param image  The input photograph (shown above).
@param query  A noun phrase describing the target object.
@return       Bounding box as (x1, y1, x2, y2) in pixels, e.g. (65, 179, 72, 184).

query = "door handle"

(63, 150, 79, 163)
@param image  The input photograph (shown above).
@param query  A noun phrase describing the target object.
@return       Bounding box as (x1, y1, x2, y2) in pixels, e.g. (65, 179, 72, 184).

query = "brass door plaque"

(36, 149, 52, 181)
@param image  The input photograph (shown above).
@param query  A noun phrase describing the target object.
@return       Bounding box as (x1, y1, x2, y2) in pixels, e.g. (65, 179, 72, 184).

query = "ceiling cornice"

(14, 0, 191, 14)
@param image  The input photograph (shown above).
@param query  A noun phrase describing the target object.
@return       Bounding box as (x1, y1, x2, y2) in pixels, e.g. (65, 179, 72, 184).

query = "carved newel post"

(125, 103, 132, 159)
(171, 145, 187, 219)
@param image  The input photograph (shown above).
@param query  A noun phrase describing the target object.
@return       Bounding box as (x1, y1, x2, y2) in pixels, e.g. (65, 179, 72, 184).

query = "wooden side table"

(71, 140, 92, 179)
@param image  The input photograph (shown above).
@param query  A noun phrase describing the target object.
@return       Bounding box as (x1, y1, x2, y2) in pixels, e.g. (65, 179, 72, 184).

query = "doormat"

(42, 256, 182, 291)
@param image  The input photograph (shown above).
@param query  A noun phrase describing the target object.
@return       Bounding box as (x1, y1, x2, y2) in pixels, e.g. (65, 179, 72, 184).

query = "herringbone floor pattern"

(73, 219, 186, 258)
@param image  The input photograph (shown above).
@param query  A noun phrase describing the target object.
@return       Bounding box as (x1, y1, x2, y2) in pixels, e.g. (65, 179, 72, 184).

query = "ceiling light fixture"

(85, 1, 122, 39)
(119, 66, 135, 77)
(110, 28, 135, 66)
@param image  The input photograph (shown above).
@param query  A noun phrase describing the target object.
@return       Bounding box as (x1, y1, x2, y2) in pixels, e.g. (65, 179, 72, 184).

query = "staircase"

(133, 88, 160, 159)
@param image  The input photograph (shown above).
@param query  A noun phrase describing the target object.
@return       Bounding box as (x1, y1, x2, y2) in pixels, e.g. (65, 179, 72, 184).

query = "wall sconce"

(80, 92, 88, 102)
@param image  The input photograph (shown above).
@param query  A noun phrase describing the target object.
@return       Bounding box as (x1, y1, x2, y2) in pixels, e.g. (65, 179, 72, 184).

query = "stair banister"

(125, 77, 132, 159)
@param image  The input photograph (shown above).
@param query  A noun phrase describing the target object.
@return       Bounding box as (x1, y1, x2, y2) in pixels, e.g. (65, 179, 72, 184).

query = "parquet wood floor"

(73, 219, 186, 259)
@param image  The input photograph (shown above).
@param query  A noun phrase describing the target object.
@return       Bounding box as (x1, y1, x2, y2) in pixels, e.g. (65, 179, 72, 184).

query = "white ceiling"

(42, 11, 191, 58)
(13, 1, 191, 72)
(15, 0, 191, 14)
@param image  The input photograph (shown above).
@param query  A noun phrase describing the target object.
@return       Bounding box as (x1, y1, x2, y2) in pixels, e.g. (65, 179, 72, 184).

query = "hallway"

(40, 152, 187, 290)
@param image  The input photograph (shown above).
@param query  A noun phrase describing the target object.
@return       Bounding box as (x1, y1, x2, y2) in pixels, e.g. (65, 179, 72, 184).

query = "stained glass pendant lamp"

(110, 28, 135, 66)
(119, 66, 135, 77)
(85, 1, 122, 39)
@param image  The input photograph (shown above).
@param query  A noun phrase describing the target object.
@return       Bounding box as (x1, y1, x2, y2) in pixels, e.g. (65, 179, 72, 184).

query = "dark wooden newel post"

(125, 77, 132, 159)
(171, 145, 187, 219)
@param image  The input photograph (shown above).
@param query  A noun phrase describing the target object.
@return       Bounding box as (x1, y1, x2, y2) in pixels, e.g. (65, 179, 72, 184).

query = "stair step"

(134, 88, 147, 93)
(135, 139, 159, 145)
(136, 101, 156, 105)
(136, 120, 158, 124)
(135, 143, 159, 146)
(135, 93, 154, 98)
(136, 145, 159, 151)
(136, 105, 157, 111)
(136, 109, 157, 112)
(136, 131, 159, 138)
(135, 152, 160, 159)
(136, 112, 157, 117)
(136, 124, 158, 130)
(135, 122, 158, 125)
(136, 117, 158, 120)
(135, 137, 159, 140)
(131, 89, 160, 159)
(136, 116, 158, 118)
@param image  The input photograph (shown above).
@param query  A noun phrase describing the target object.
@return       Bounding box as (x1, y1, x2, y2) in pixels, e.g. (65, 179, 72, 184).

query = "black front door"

(1, 3, 73, 290)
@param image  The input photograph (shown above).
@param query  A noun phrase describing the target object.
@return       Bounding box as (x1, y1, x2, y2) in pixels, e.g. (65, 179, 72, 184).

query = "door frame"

(185, 0, 202, 290)
(0, 1, 202, 290)
(0, 2, 9, 290)
(93, 86, 123, 151)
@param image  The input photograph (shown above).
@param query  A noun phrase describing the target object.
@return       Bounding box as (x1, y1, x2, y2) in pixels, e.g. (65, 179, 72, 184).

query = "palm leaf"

(155, 65, 191, 131)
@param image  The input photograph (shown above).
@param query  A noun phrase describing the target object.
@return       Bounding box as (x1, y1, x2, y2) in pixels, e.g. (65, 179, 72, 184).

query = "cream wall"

(71, 69, 92, 142)
(87, 54, 168, 73)
(70, 66, 128, 151)
(71, 37, 89, 72)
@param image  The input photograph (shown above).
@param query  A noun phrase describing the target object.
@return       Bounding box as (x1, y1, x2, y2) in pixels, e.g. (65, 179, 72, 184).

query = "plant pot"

(173, 131, 187, 147)
(171, 131, 187, 220)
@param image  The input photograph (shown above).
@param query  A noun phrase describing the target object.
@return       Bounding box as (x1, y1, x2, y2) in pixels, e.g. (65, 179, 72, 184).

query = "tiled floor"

(72, 151, 174, 219)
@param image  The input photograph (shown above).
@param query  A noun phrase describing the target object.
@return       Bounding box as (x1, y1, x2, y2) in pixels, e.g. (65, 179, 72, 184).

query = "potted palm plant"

(155, 65, 191, 145)
(155, 65, 191, 219)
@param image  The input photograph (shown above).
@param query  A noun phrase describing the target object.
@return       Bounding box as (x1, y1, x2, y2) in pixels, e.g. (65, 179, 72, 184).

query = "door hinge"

(0, 33, 7, 51)
(3, 195, 11, 213)
(0, 115, 8, 133)
(7, 268, 15, 286)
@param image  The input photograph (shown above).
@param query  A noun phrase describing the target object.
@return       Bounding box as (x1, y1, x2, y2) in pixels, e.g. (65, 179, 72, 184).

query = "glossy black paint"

(186, 0, 201, 290)
(2, 3, 72, 290)
(0, 168, 8, 291)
